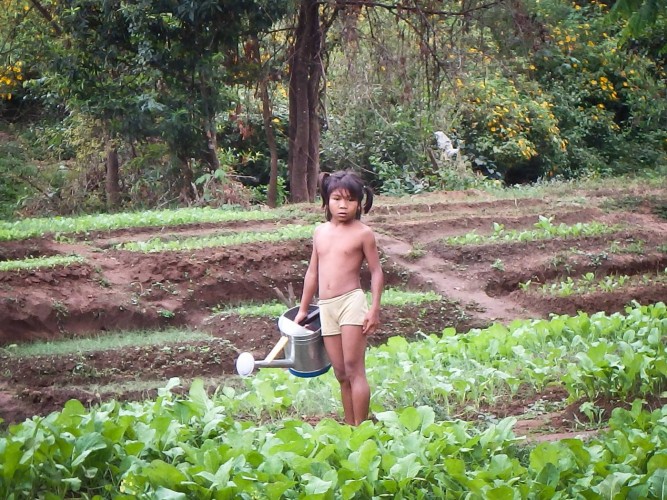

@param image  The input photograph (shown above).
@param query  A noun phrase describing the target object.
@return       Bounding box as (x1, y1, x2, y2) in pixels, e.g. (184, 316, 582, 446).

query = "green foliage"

(211, 288, 442, 319)
(1, 0, 665, 214)
(456, 74, 567, 181)
(1, 303, 667, 497)
(322, 104, 429, 190)
(0, 254, 84, 272)
(118, 224, 315, 253)
(1, 328, 214, 358)
(0, 137, 37, 218)
(0, 206, 279, 241)
(445, 216, 617, 245)
(524, 268, 667, 297)
(526, 0, 667, 177)
(448, 0, 667, 182)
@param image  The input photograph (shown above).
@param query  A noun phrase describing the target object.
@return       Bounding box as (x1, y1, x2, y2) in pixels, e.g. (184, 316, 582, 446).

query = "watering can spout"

(236, 336, 293, 376)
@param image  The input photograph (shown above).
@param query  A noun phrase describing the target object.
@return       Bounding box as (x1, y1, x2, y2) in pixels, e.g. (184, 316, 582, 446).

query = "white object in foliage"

(434, 131, 460, 157)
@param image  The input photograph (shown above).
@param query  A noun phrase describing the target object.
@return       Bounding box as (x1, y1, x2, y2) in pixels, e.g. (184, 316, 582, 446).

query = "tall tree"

(19, 0, 290, 205)
(285, 0, 502, 202)
(288, 0, 327, 202)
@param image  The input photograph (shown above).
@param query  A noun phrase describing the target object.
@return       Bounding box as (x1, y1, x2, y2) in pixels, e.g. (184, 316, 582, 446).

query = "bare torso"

(314, 220, 370, 299)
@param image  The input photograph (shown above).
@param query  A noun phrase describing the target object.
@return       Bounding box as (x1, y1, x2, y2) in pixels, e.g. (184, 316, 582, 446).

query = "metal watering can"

(235, 305, 331, 378)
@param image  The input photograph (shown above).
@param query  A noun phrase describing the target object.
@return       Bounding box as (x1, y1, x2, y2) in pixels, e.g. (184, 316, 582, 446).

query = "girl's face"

(328, 188, 359, 222)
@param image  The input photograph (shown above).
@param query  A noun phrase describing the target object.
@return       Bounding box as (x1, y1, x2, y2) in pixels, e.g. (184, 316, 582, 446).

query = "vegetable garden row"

(2, 301, 666, 498)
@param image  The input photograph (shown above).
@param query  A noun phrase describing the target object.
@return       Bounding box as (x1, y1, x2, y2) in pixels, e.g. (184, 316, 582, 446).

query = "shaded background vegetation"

(0, 0, 665, 219)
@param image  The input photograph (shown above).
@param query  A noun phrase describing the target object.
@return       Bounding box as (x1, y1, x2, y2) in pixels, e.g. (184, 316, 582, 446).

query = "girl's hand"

(294, 310, 308, 325)
(362, 310, 380, 335)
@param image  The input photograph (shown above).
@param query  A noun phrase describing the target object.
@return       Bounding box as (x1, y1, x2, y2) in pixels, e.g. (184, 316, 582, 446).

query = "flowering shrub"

(456, 75, 567, 181)
(0, 61, 23, 101)
(453, 0, 665, 181)
(528, 0, 667, 176)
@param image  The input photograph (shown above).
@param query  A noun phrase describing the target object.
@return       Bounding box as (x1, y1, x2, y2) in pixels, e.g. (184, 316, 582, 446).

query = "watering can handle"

(298, 308, 320, 326)
(264, 335, 290, 363)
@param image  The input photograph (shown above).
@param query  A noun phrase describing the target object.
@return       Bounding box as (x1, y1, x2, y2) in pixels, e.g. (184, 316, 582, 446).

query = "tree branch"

(29, 0, 62, 35)
(318, 0, 507, 17)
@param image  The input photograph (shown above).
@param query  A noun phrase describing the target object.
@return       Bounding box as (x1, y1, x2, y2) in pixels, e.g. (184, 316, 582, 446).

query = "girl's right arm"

(295, 237, 319, 324)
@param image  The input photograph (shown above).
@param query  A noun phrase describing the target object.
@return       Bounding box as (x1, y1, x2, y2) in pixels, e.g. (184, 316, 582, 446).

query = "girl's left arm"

(362, 229, 384, 334)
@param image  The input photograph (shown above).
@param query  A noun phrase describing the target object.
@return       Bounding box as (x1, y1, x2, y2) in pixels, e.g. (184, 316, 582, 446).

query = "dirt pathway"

(376, 234, 541, 325)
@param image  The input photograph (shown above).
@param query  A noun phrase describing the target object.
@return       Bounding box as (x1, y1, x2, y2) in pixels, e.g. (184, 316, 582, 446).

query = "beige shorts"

(318, 289, 369, 337)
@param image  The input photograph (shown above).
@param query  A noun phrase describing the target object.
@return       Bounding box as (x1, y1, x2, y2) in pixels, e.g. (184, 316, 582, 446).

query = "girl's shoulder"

(313, 221, 331, 236)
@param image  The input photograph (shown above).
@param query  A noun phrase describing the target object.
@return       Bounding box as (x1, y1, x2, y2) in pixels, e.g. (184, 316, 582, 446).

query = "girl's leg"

(323, 334, 355, 424)
(340, 324, 370, 425)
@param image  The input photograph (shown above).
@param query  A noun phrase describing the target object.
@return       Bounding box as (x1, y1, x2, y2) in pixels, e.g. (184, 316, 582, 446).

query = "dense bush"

(450, 0, 667, 182)
(0, 137, 37, 218)
(455, 74, 567, 183)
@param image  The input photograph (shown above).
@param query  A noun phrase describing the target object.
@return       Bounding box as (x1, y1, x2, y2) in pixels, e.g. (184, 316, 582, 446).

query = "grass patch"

(211, 288, 443, 318)
(600, 195, 646, 212)
(482, 175, 666, 200)
(600, 194, 667, 221)
(404, 243, 426, 261)
(0, 206, 282, 242)
(653, 200, 667, 220)
(76, 375, 235, 396)
(212, 301, 288, 318)
(0, 254, 85, 272)
(118, 224, 315, 252)
(380, 288, 441, 306)
(1, 328, 214, 357)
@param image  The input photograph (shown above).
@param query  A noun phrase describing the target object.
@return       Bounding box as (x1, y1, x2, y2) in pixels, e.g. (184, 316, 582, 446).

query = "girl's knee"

(332, 366, 349, 383)
(344, 358, 365, 374)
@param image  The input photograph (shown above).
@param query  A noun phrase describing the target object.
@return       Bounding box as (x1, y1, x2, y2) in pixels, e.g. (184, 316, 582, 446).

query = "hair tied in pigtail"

(363, 185, 374, 215)
(319, 172, 331, 208)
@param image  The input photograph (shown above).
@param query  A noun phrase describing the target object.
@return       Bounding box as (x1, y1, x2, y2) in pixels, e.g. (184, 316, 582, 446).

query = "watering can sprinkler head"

(236, 351, 255, 377)
(235, 305, 330, 378)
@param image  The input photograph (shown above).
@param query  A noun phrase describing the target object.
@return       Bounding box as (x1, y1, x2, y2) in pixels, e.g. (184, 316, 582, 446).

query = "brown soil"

(1, 185, 666, 437)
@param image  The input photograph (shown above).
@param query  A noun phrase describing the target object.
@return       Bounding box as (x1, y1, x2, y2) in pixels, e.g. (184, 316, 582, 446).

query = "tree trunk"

(200, 73, 221, 171)
(105, 143, 121, 211)
(178, 154, 197, 203)
(288, 0, 322, 203)
(258, 64, 280, 208)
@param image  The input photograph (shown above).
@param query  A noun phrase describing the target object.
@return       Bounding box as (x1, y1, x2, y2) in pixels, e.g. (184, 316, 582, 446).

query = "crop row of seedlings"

(117, 224, 315, 253)
(2, 302, 665, 498)
(520, 269, 667, 297)
(445, 215, 665, 298)
(0, 206, 286, 242)
(444, 216, 618, 246)
(210, 288, 443, 319)
(0, 254, 85, 272)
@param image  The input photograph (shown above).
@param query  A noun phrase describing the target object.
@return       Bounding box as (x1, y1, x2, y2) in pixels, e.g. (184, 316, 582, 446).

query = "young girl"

(294, 170, 384, 426)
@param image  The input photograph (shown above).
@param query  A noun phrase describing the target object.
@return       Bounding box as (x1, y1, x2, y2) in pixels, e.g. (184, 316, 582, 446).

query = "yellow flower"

(597, 103, 605, 109)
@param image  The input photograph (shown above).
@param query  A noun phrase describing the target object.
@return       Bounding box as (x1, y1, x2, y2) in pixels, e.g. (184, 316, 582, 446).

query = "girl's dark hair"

(319, 170, 374, 221)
